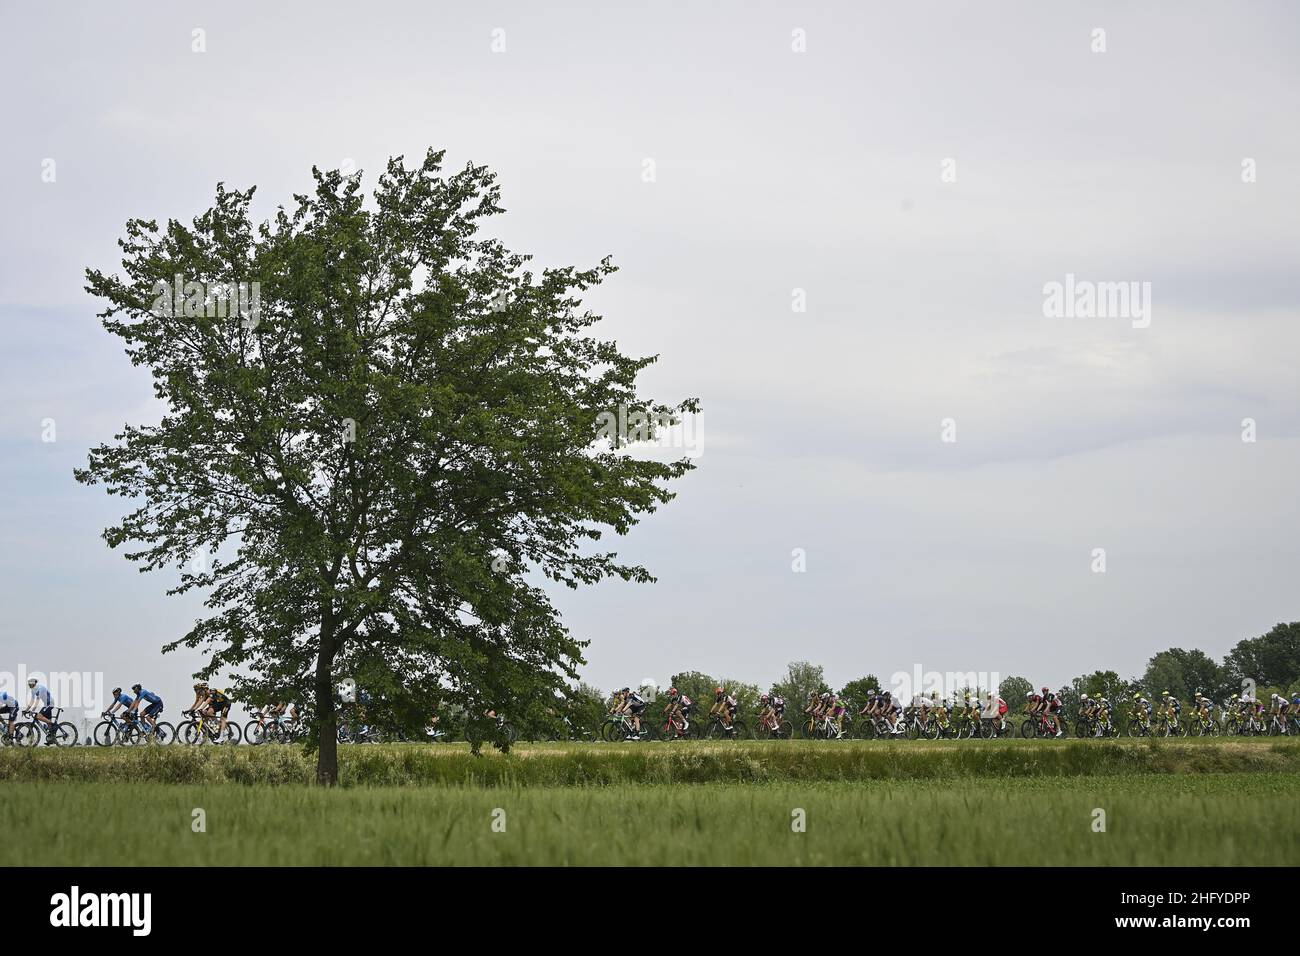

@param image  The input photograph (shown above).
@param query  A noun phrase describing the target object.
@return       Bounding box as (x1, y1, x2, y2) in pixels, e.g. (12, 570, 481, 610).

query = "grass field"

(3, 739, 1297, 865)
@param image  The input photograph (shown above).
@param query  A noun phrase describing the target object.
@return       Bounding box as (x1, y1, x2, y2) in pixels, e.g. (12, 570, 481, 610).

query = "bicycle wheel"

(856, 718, 876, 740)
(776, 719, 793, 739)
(92, 720, 116, 747)
(220, 722, 243, 744)
(1019, 718, 1036, 739)
(149, 722, 175, 745)
(245, 721, 266, 745)
(47, 721, 77, 746)
(178, 720, 200, 745)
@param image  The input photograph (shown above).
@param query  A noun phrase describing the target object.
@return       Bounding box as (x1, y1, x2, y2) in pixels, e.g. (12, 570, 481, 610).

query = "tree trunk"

(314, 632, 338, 786)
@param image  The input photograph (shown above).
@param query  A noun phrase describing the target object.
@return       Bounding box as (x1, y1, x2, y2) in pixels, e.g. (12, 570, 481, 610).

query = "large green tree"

(1141, 648, 1229, 703)
(838, 675, 880, 710)
(78, 150, 697, 783)
(771, 661, 830, 711)
(1224, 623, 1300, 691)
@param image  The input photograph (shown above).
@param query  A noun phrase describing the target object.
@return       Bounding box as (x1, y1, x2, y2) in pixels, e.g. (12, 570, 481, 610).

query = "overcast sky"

(1, 0, 1297, 708)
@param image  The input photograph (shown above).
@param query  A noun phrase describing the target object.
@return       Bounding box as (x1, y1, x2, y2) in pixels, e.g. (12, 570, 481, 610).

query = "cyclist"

(664, 686, 692, 736)
(1042, 687, 1064, 736)
(26, 678, 55, 739)
(858, 688, 880, 723)
(1270, 692, 1290, 732)
(104, 686, 135, 725)
(609, 687, 629, 719)
(1131, 692, 1152, 730)
(801, 691, 819, 725)
(1025, 688, 1042, 719)
(710, 686, 738, 730)
(1159, 690, 1181, 731)
(0, 689, 20, 740)
(756, 693, 776, 733)
(1095, 695, 1112, 735)
(986, 692, 1008, 734)
(882, 690, 903, 734)
(184, 680, 210, 717)
(962, 694, 980, 731)
(206, 686, 233, 740)
(1239, 687, 1260, 722)
(129, 684, 164, 737)
(825, 690, 846, 737)
(927, 691, 947, 731)
(625, 686, 647, 737)
(770, 692, 785, 727)
(1193, 692, 1212, 729)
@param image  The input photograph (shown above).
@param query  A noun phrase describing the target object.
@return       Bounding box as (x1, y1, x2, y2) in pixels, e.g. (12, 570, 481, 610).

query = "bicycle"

(807, 712, 847, 740)
(979, 713, 1016, 738)
(466, 714, 518, 748)
(598, 710, 649, 741)
(11, 708, 78, 747)
(177, 709, 242, 745)
(245, 711, 295, 745)
(656, 706, 699, 741)
(704, 712, 750, 740)
(1188, 711, 1221, 737)
(752, 710, 793, 739)
(855, 713, 906, 739)
(339, 720, 384, 744)
(93, 710, 134, 746)
(116, 710, 175, 745)
(1154, 711, 1183, 737)
(1020, 711, 1065, 739)
(1267, 711, 1292, 736)
(1074, 713, 1119, 739)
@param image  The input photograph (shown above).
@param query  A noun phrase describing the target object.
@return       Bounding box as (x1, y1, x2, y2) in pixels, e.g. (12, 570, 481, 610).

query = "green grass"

(3, 773, 1296, 865)
(4, 737, 1299, 787)
(5, 741, 1296, 864)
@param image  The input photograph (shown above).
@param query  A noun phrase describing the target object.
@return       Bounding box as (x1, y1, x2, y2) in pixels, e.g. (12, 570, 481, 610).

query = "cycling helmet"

(714, 686, 724, 696)
(131, 684, 142, 693)
(1026, 691, 1034, 699)
(1041, 687, 1049, 694)
(111, 687, 122, 697)
(668, 686, 679, 696)
(759, 693, 769, 702)
(27, 678, 36, 687)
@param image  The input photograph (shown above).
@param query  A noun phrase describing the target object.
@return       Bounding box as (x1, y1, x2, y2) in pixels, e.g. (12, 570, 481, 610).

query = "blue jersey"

(116, 693, 135, 708)
(30, 684, 53, 707)
(0, 691, 18, 708)
(138, 689, 161, 705)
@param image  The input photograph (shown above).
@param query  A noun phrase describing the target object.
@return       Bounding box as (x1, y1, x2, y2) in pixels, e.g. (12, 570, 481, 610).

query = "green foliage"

(5, 773, 1298, 866)
(5, 739, 1300, 789)
(77, 150, 697, 782)
(996, 675, 1032, 707)
(567, 682, 607, 738)
(838, 675, 880, 711)
(771, 661, 830, 710)
(668, 670, 718, 707)
(1224, 623, 1300, 691)
(1061, 670, 1136, 721)
(720, 678, 761, 716)
(1142, 648, 1230, 703)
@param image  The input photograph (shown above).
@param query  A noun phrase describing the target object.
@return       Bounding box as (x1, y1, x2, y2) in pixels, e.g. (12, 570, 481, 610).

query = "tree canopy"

(78, 149, 697, 782)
